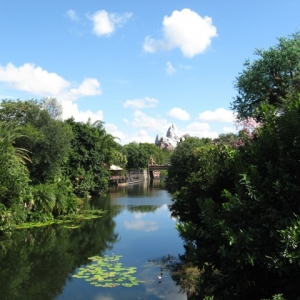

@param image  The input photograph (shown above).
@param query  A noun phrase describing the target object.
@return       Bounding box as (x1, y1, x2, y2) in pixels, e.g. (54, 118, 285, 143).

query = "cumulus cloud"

(61, 78, 101, 102)
(105, 123, 125, 142)
(123, 97, 158, 109)
(0, 63, 70, 95)
(90, 10, 132, 36)
(165, 61, 176, 75)
(125, 129, 155, 144)
(124, 110, 168, 132)
(61, 101, 103, 123)
(66, 9, 79, 21)
(124, 220, 158, 232)
(167, 107, 190, 120)
(0, 62, 103, 123)
(185, 122, 219, 139)
(143, 8, 217, 57)
(198, 108, 236, 122)
(223, 126, 236, 133)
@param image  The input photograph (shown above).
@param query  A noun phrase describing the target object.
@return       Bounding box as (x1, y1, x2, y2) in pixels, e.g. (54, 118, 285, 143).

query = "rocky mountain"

(155, 124, 190, 150)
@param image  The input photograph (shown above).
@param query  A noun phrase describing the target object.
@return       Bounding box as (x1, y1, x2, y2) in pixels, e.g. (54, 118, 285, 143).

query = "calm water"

(0, 180, 187, 300)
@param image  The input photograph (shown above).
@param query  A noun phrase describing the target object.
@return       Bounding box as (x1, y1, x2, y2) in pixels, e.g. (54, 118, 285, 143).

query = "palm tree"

(0, 121, 31, 165)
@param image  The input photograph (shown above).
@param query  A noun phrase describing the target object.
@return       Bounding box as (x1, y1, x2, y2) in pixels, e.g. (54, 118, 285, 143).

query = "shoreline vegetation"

(2, 31, 300, 299)
(165, 31, 300, 299)
(0, 98, 171, 235)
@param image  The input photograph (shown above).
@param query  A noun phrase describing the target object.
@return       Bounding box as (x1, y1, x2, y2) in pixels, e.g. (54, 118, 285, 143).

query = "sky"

(1, 1, 300, 145)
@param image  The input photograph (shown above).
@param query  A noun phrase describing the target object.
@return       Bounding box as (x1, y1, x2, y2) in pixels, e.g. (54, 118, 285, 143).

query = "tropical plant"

(0, 99, 73, 183)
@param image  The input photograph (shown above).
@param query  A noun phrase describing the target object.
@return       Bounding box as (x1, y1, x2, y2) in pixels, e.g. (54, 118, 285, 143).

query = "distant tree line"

(0, 98, 170, 232)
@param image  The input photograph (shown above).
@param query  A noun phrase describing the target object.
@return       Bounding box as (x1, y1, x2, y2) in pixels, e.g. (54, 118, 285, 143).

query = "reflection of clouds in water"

(94, 295, 115, 300)
(170, 214, 178, 222)
(134, 212, 145, 219)
(157, 204, 168, 211)
(124, 220, 158, 232)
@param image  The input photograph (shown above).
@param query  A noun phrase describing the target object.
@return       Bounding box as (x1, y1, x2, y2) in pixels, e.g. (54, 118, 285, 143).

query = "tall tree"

(0, 99, 73, 183)
(232, 31, 300, 120)
(65, 118, 118, 196)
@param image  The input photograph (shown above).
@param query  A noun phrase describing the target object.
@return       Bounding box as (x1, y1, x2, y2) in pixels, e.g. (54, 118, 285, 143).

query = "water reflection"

(0, 215, 118, 300)
(0, 180, 186, 300)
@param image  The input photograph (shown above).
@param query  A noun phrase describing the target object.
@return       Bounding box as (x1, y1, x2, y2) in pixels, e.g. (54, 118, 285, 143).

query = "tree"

(124, 142, 149, 169)
(65, 118, 118, 196)
(139, 142, 171, 165)
(41, 97, 63, 120)
(232, 31, 300, 120)
(0, 121, 31, 230)
(169, 94, 300, 298)
(167, 137, 211, 189)
(0, 99, 73, 183)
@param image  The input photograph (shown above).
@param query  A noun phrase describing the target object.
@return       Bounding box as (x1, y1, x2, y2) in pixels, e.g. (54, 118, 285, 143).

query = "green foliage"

(232, 31, 300, 120)
(28, 178, 78, 221)
(66, 118, 117, 196)
(169, 96, 300, 299)
(139, 142, 171, 165)
(0, 208, 118, 299)
(0, 121, 31, 209)
(124, 141, 170, 169)
(0, 99, 73, 183)
(167, 137, 212, 189)
(124, 142, 149, 169)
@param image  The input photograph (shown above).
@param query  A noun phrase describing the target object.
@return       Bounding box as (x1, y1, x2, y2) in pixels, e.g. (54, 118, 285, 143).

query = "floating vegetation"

(62, 225, 80, 229)
(15, 209, 106, 230)
(73, 254, 144, 288)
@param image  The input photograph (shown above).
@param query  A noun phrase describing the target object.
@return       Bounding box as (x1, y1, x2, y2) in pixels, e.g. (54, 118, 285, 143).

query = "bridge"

(148, 164, 171, 171)
(148, 164, 171, 178)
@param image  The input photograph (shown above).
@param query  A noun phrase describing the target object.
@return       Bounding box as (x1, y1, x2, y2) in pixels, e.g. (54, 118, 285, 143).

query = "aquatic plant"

(73, 254, 144, 288)
(15, 209, 106, 229)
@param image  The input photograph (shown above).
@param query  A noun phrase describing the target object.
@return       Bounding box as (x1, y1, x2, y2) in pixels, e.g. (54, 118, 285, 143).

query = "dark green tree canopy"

(124, 142, 149, 169)
(232, 31, 300, 120)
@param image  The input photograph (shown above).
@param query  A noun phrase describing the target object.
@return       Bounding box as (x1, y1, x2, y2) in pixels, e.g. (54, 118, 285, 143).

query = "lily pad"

(73, 254, 143, 288)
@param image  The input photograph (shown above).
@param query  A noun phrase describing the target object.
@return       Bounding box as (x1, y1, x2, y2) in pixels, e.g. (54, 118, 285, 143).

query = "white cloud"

(165, 61, 176, 75)
(61, 101, 103, 123)
(66, 9, 79, 21)
(61, 78, 102, 102)
(223, 126, 236, 133)
(106, 120, 155, 145)
(186, 122, 219, 139)
(198, 108, 236, 122)
(105, 123, 125, 141)
(0, 63, 70, 95)
(143, 8, 217, 57)
(167, 107, 190, 120)
(0, 62, 102, 123)
(125, 110, 168, 132)
(124, 220, 158, 232)
(128, 130, 154, 143)
(90, 10, 132, 36)
(123, 97, 158, 109)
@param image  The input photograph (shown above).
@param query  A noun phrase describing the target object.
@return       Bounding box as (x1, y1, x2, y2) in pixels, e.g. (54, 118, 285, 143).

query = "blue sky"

(1, 1, 300, 145)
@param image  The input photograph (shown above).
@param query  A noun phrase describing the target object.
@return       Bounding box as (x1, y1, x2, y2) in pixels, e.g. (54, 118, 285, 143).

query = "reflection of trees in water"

(146, 254, 199, 297)
(127, 205, 159, 213)
(0, 212, 118, 300)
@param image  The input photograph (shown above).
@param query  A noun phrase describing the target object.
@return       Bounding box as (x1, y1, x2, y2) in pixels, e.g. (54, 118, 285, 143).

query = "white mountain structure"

(155, 124, 190, 150)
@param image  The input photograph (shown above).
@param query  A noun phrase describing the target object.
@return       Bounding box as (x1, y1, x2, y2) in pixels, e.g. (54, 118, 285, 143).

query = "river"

(0, 179, 187, 300)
